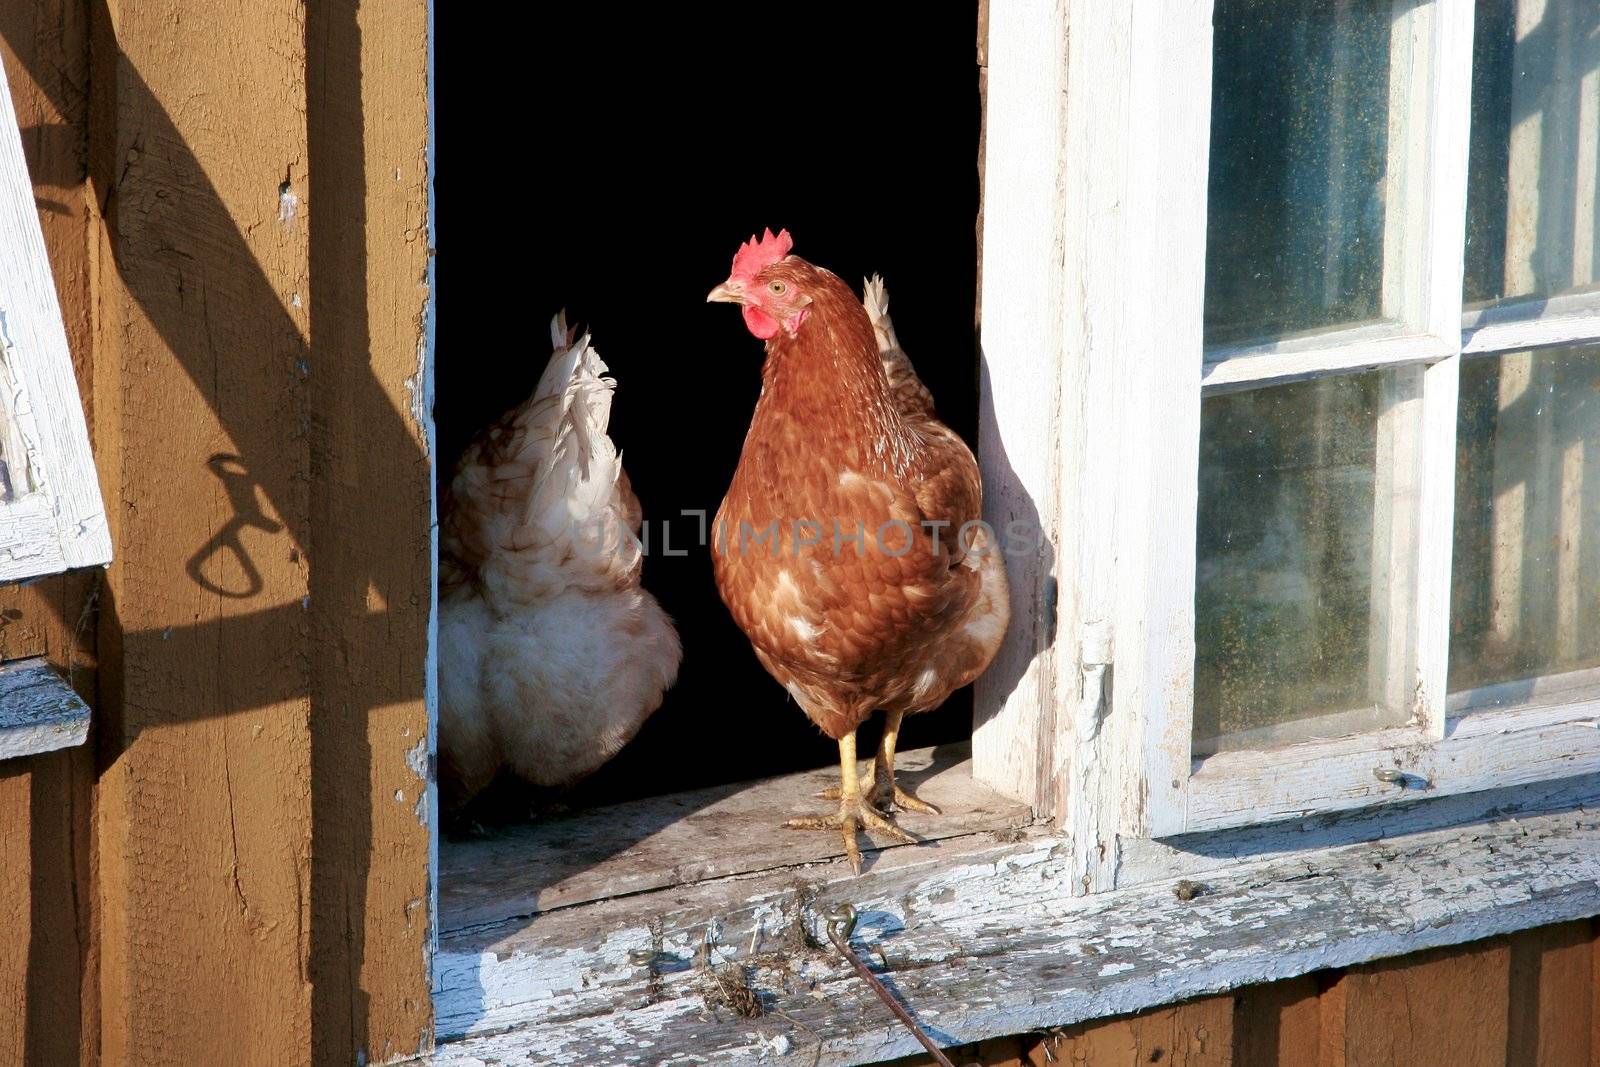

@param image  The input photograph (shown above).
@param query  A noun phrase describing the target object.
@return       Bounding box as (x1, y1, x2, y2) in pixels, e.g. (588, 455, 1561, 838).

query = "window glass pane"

(1464, 1, 1600, 307)
(1195, 371, 1416, 754)
(1450, 346, 1600, 701)
(1206, 0, 1397, 347)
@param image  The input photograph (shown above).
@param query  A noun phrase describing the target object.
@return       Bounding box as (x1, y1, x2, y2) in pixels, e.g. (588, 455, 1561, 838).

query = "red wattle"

(743, 305, 780, 340)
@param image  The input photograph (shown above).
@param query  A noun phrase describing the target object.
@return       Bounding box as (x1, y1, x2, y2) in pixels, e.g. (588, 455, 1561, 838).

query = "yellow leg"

(874, 711, 941, 815)
(786, 730, 915, 874)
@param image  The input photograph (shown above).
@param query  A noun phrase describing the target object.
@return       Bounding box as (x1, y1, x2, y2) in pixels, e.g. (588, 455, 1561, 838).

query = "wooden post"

(85, 0, 433, 1063)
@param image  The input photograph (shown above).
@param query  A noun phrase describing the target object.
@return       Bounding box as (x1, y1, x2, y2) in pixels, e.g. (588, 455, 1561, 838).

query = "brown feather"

(713, 258, 1010, 740)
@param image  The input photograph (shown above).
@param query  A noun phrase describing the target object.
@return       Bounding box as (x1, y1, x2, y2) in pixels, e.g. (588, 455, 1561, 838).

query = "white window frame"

(975, 0, 1600, 858)
(0, 59, 111, 583)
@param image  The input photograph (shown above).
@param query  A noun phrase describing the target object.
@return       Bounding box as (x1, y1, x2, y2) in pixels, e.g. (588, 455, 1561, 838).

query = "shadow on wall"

(5, 0, 430, 1059)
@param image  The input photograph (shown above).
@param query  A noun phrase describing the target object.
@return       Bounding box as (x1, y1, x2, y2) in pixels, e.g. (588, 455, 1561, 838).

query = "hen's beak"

(706, 281, 742, 304)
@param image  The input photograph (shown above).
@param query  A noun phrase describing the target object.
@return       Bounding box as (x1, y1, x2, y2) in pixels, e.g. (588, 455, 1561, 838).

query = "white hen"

(438, 315, 681, 812)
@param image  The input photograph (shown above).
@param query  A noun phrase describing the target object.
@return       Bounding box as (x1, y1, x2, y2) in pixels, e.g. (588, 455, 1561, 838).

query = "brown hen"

(708, 230, 1010, 872)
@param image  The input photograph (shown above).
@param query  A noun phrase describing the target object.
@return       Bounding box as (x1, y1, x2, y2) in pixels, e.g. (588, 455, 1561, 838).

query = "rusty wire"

(823, 903, 955, 1067)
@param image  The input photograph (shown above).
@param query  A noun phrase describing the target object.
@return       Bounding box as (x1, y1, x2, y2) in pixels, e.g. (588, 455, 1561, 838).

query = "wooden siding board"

(1593, 920, 1600, 1067)
(1050, 996, 1234, 1066)
(1232, 974, 1323, 1067)
(93, 0, 317, 1055)
(305, 0, 434, 1061)
(85, 0, 432, 1061)
(1506, 921, 1594, 1067)
(1338, 939, 1511, 1067)
(72, 0, 435, 1062)
(0, 764, 29, 1065)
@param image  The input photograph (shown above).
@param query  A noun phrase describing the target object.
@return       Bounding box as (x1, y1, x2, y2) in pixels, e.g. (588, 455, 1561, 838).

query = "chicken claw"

(785, 796, 916, 875)
(882, 783, 941, 816)
(793, 730, 917, 874)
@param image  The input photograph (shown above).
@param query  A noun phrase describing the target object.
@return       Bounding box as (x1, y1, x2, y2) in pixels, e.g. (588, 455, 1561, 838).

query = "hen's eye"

(769, 281, 787, 295)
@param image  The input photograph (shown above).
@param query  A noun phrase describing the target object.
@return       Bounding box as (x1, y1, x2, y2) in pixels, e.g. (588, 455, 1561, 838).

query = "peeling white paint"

(0, 659, 90, 760)
(0, 68, 112, 580)
(427, 779, 1600, 1065)
(278, 181, 299, 222)
(406, 735, 428, 781)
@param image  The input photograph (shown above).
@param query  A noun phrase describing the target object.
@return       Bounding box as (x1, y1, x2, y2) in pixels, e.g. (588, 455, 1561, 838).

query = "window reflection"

(1450, 347, 1600, 701)
(1465, 0, 1600, 307)
(1206, 0, 1398, 346)
(1194, 371, 1414, 753)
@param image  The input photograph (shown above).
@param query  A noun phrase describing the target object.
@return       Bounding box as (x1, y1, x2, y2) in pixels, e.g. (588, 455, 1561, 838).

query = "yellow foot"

(820, 779, 942, 816)
(785, 795, 917, 874)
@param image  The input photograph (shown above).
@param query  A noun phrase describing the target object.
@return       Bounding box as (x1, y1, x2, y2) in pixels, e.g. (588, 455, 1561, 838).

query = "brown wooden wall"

(892, 920, 1600, 1067)
(0, 1, 434, 1065)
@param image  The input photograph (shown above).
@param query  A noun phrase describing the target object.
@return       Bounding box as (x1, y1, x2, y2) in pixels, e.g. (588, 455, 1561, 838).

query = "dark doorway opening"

(438, 3, 983, 806)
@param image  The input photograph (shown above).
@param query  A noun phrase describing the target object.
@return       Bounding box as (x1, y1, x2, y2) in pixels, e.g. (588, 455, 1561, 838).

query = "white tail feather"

(863, 274, 899, 354)
(454, 317, 642, 600)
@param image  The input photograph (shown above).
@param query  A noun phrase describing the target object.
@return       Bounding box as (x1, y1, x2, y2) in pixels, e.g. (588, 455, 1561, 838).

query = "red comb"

(730, 228, 793, 282)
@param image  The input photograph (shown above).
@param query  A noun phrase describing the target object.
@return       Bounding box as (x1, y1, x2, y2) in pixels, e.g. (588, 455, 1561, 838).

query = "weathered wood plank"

(1232, 975, 1322, 1067)
(90, 2, 316, 1064)
(1119, 770, 1600, 889)
(304, 0, 434, 1061)
(87, 0, 435, 1061)
(0, 35, 108, 580)
(1049, 996, 1233, 1066)
(1592, 920, 1600, 1067)
(0, 658, 88, 760)
(0, 763, 28, 1065)
(440, 744, 1033, 932)
(1506, 921, 1593, 1067)
(1336, 939, 1511, 1067)
(427, 784, 1600, 1066)
(972, 0, 1069, 812)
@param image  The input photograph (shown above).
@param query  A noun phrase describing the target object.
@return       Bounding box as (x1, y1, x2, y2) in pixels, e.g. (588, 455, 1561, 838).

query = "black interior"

(438, 4, 983, 807)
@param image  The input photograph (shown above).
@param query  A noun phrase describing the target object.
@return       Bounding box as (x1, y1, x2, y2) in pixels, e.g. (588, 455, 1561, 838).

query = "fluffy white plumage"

(438, 316, 681, 809)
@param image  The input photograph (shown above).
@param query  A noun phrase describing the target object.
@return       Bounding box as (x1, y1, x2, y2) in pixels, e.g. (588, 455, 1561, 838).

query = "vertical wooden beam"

(305, 0, 434, 1061)
(89, 1, 315, 1063)
(1233, 974, 1324, 1067)
(0, 765, 29, 1065)
(1048, 995, 1235, 1065)
(1592, 919, 1600, 1066)
(86, 0, 433, 1061)
(972, 0, 1071, 812)
(1506, 921, 1593, 1067)
(1334, 938, 1511, 1067)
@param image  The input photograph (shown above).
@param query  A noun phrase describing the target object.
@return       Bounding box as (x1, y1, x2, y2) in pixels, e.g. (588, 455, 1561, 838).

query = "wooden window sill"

(426, 750, 1600, 1067)
(0, 658, 89, 761)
